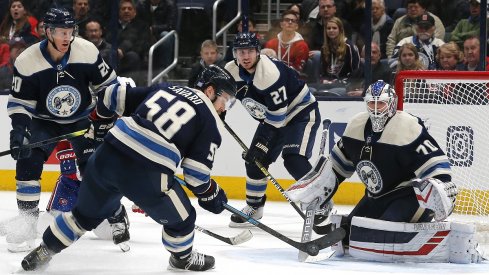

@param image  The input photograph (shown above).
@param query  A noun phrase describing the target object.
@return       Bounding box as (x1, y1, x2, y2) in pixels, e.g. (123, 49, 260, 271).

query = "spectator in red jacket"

(264, 10, 309, 73)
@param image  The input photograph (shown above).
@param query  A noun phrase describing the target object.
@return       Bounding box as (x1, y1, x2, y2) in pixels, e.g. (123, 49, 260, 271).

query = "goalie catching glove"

(194, 179, 228, 214)
(412, 178, 458, 222)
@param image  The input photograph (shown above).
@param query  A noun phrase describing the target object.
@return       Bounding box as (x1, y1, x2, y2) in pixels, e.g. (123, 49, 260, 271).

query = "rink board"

(0, 96, 488, 211)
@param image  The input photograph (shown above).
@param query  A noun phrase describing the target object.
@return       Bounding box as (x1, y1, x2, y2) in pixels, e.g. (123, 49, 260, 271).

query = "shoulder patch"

(15, 42, 51, 76)
(68, 38, 99, 64)
(343, 112, 369, 141)
(253, 55, 280, 90)
(379, 111, 423, 146)
(224, 61, 242, 82)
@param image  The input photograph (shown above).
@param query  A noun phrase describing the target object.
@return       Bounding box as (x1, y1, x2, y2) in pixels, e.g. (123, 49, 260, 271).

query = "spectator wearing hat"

(386, 0, 445, 58)
(391, 12, 445, 70)
(450, 0, 487, 49)
(0, 37, 28, 89)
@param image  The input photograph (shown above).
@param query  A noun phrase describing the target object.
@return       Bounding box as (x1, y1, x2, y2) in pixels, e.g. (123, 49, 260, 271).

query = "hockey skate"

(229, 196, 266, 228)
(108, 205, 130, 252)
(168, 251, 215, 271)
(5, 210, 39, 253)
(21, 243, 55, 271)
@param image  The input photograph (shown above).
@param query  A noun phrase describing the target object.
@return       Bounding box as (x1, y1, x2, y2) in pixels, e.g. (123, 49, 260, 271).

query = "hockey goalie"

(286, 80, 483, 264)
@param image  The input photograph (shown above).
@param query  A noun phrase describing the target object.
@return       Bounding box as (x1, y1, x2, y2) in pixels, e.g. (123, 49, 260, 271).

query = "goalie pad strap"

(349, 217, 481, 263)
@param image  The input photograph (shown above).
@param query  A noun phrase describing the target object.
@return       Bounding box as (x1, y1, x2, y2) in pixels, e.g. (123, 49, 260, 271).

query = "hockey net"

(395, 70, 489, 241)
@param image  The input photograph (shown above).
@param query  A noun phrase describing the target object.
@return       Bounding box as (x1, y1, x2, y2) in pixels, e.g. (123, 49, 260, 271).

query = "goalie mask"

(364, 80, 398, 132)
(195, 65, 237, 110)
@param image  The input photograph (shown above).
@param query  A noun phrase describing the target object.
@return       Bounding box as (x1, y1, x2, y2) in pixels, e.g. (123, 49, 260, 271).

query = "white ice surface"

(0, 191, 488, 275)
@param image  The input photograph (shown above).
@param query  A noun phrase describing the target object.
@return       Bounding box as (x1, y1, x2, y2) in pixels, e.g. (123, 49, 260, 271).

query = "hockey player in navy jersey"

(2, 7, 126, 253)
(285, 81, 482, 263)
(224, 32, 321, 227)
(21, 65, 237, 272)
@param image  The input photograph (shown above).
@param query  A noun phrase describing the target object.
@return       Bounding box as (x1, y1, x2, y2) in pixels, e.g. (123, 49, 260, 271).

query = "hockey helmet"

(233, 32, 261, 51)
(195, 65, 237, 109)
(364, 80, 398, 132)
(43, 8, 77, 29)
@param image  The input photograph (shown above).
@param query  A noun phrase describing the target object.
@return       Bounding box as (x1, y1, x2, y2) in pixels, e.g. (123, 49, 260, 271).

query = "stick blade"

(229, 229, 253, 245)
(303, 227, 345, 256)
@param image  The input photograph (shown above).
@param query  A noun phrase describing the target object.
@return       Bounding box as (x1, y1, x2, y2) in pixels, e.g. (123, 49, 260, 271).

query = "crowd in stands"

(1, 0, 489, 95)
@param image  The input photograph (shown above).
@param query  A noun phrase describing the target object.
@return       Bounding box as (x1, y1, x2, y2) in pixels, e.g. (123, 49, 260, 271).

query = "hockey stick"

(0, 129, 88, 157)
(222, 121, 306, 220)
(299, 119, 331, 261)
(194, 225, 252, 245)
(223, 202, 346, 256)
(173, 176, 253, 245)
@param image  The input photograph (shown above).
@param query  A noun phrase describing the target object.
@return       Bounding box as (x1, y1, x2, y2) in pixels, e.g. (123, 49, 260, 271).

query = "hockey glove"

(243, 136, 270, 165)
(87, 109, 116, 143)
(9, 125, 31, 160)
(195, 179, 228, 214)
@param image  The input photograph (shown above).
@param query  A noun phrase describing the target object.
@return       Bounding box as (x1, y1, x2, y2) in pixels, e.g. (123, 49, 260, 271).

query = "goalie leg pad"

(330, 214, 348, 257)
(285, 157, 338, 204)
(46, 175, 81, 213)
(348, 217, 481, 263)
(412, 178, 458, 222)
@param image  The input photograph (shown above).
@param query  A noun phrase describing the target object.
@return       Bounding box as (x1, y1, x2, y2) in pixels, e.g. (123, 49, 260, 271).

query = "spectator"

(391, 12, 445, 70)
(320, 17, 360, 81)
(0, 37, 8, 68)
(436, 41, 464, 70)
(105, 0, 151, 79)
(84, 19, 120, 69)
(425, 0, 469, 34)
(0, 0, 39, 45)
(391, 43, 425, 84)
(347, 42, 392, 97)
(460, 35, 489, 71)
(361, 0, 394, 59)
(303, 0, 353, 51)
(260, 48, 277, 59)
(264, 10, 309, 73)
(0, 37, 27, 89)
(136, 0, 177, 69)
(450, 0, 485, 49)
(188, 39, 225, 88)
(386, 0, 445, 58)
(72, 0, 91, 38)
(36, 19, 45, 40)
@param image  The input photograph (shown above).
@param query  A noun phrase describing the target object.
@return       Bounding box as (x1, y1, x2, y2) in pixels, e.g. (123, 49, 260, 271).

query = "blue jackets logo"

(46, 85, 81, 117)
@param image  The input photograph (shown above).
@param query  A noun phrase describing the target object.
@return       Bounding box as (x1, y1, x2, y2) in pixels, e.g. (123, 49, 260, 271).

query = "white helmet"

(364, 80, 398, 132)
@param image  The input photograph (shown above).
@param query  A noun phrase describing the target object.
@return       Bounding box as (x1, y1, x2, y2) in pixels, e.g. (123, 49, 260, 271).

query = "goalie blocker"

(332, 216, 482, 264)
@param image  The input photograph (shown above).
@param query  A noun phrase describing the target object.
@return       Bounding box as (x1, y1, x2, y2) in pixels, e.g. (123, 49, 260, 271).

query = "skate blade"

(7, 240, 36, 253)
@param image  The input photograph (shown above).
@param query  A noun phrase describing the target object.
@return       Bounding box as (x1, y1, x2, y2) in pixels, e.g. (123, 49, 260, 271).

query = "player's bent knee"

(348, 217, 481, 263)
(71, 208, 105, 231)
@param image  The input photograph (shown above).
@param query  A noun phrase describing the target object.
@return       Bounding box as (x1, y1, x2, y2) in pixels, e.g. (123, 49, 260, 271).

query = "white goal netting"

(395, 71, 489, 232)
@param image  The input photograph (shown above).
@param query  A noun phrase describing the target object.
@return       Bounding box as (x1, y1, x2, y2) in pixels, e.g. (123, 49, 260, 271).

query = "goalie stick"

(298, 119, 332, 261)
(223, 202, 346, 256)
(172, 176, 253, 245)
(222, 121, 306, 220)
(0, 129, 88, 157)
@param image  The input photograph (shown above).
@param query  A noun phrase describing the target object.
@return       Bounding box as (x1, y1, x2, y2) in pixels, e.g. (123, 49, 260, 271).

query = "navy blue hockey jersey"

(331, 111, 452, 197)
(225, 55, 316, 128)
(100, 83, 223, 194)
(7, 37, 117, 127)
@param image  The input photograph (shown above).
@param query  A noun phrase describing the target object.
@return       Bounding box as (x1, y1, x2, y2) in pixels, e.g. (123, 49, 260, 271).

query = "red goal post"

(394, 70, 489, 222)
